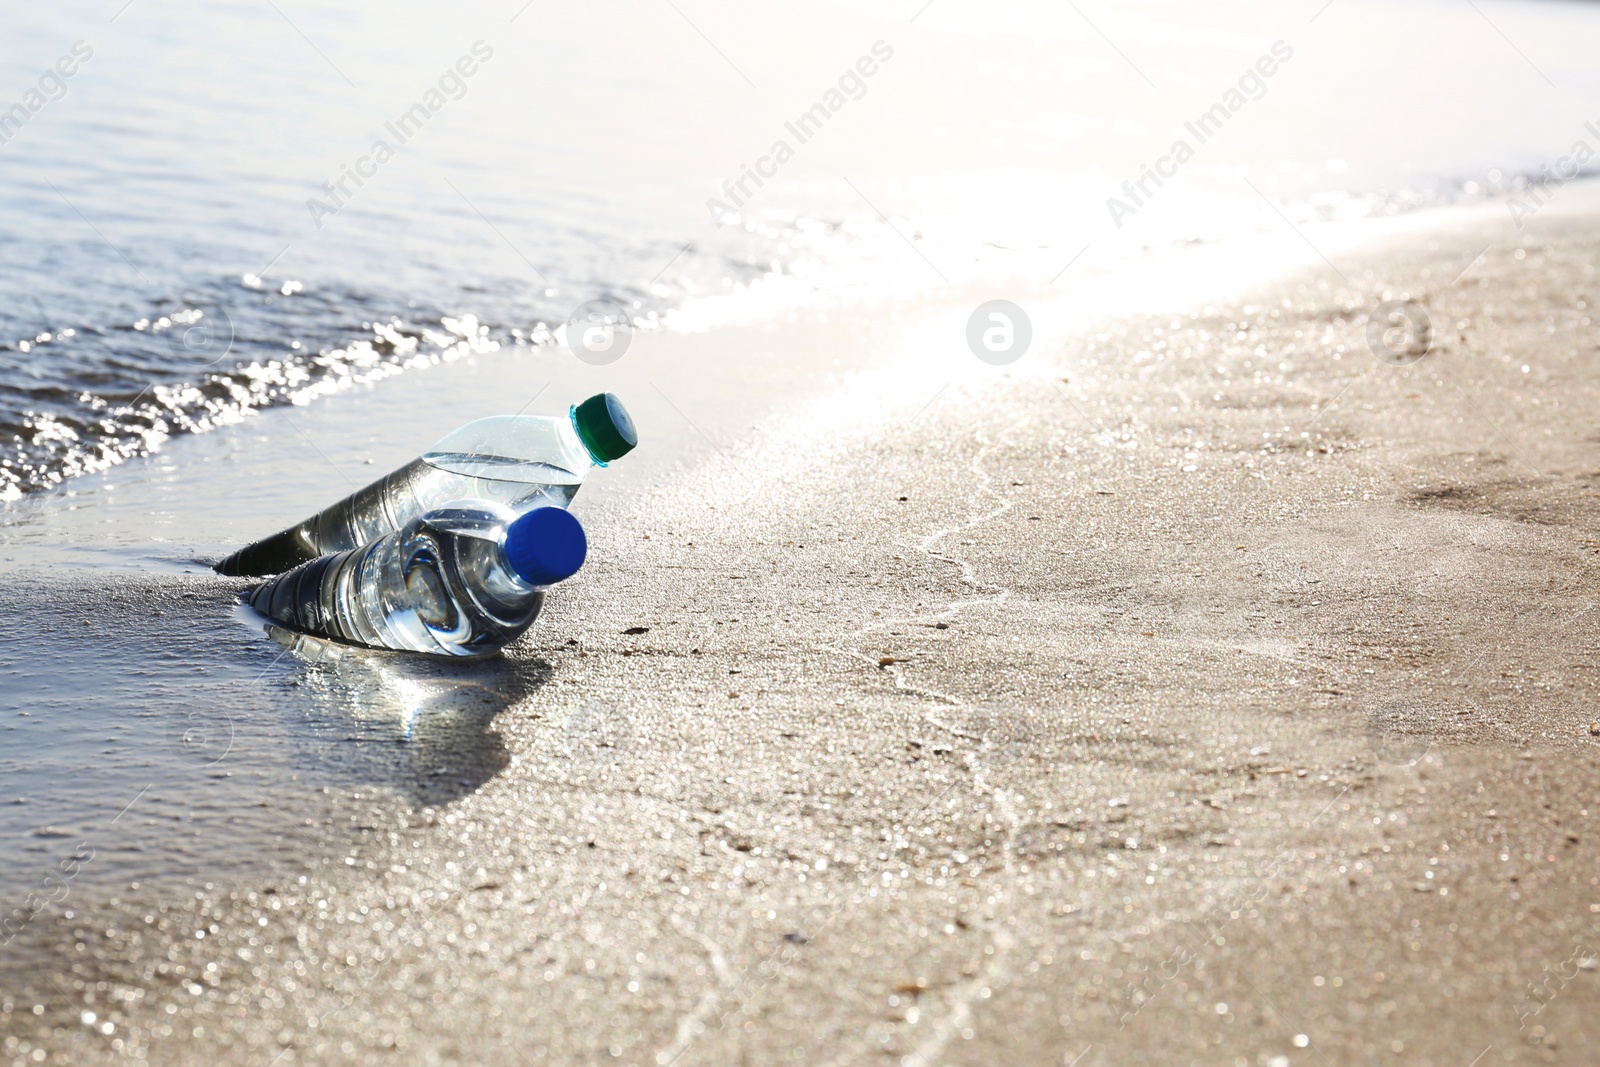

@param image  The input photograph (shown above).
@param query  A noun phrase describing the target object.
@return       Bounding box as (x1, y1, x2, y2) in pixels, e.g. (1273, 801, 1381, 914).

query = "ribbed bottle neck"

(567, 406, 609, 468)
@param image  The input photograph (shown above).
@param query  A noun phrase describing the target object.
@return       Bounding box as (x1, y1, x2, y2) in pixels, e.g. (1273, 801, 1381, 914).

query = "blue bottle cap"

(503, 507, 587, 586)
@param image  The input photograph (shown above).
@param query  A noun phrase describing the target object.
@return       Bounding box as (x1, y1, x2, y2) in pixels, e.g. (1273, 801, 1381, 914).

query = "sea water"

(6, 0, 1600, 502)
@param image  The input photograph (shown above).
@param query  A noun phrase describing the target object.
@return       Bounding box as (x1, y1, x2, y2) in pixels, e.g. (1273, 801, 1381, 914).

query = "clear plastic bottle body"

(250, 501, 547, 657)
(219, 413, 598, 577)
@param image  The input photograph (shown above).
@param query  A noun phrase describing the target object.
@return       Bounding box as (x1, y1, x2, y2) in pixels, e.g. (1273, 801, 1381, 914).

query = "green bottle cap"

(572, 392, 637, 463)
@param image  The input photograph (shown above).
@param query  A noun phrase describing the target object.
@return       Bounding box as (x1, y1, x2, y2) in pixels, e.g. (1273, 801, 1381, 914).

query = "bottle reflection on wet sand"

(262, 623, 551, 805)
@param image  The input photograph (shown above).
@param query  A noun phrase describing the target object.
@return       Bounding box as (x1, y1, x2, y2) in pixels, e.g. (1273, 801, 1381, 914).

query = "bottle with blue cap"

(248, 502, 587, 656)
(217, 393, 636, 577)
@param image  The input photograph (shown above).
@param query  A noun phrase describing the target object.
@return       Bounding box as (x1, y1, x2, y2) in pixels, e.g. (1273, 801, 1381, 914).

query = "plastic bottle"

(248, 503, 586, 657)
(217, 392, 635, 577)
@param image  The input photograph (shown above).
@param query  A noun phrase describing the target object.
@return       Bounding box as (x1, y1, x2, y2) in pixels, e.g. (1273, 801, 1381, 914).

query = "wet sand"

(4, 193, 1600, 1066)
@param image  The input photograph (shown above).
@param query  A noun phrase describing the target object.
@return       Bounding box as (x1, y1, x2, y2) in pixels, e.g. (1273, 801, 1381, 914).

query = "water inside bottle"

(254, 498, 554, 657)
(418, 451, 582, 509)
(374, 504, 543, 655)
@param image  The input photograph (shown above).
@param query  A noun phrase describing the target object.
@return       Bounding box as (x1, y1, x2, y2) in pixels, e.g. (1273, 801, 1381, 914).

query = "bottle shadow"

(261, 623, 550, 807)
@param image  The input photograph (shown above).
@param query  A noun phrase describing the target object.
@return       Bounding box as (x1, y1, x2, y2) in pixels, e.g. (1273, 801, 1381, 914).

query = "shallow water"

(0, 567, 547, 910)
(5, 7, 1600, 1057)
(6, 0, 1600, 498)
(5, 0, 1600, 909)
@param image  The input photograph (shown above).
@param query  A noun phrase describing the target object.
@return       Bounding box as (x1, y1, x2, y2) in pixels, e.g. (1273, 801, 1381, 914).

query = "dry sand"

(4, 197, 1600, 1067)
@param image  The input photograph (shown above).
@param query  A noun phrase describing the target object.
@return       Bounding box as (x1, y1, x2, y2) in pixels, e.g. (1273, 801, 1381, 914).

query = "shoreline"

(4, 189, 1600, 1064)
(9, 174, 1597, 520)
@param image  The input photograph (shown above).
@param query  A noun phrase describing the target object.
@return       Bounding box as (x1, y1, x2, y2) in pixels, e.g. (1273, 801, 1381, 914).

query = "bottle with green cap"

(216, 393, 636, 577)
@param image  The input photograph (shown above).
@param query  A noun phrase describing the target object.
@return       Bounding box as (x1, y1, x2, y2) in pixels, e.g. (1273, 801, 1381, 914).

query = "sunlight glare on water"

(3, 0, 1598, 498)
